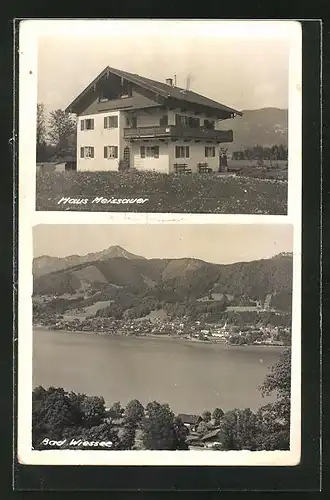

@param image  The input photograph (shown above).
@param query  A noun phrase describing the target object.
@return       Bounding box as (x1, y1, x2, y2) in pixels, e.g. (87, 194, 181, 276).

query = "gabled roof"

(66, 65, 243, 117)
(201, 428, 223, 441)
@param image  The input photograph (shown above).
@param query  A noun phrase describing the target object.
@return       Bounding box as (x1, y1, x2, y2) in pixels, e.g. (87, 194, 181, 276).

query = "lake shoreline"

(33, 325, 286, 349)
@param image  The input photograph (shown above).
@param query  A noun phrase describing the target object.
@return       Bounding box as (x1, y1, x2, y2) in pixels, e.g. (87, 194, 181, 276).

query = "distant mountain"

(218, 107, 288, 151)
(33, 251, 293, 306)
(33, 246, 145, 277)
(271, 252, 293, 260)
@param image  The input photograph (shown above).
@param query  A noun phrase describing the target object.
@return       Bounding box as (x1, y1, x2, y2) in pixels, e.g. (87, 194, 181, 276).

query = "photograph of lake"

(30, 223, 294, 452)
(33, 328, 284, 414)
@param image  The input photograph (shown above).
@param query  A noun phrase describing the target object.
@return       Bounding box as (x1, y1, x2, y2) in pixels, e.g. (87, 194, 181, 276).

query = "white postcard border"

(17, 19, 302, 467)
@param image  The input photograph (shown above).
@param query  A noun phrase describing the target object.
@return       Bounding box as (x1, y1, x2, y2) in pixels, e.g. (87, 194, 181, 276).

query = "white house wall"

(131, 142, 170, 174)
(77, 111, 120, 172)
(168, 142, 221, 173)
(76, 108, 226, 173)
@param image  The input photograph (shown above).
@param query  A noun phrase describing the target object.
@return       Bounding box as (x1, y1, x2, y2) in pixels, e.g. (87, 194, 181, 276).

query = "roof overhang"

(65, 65, 243, 118)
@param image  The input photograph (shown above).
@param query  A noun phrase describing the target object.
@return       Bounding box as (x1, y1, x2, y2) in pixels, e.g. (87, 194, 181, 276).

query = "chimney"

(166, 78, 173, 86)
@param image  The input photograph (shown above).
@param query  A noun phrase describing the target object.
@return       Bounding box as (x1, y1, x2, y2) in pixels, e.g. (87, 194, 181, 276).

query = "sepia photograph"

(16, 222, 300, 465)
(19, 19, 301, 215)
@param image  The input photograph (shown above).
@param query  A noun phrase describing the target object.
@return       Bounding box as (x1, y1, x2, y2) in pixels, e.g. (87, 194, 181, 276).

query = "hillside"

(33, 245, 145, 277)
(33, 252, 293, 306)
(218, 107, 288, 152)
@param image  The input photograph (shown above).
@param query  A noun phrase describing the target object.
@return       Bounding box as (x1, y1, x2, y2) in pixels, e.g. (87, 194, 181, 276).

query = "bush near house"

(36, 170, 287, 215)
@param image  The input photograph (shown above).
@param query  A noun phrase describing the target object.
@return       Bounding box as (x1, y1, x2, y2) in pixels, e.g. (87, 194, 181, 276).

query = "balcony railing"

(123, 125, 233, 142)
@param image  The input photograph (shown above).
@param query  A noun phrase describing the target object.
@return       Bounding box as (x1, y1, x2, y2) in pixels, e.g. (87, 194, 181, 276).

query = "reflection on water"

(33, 329, 284, 414)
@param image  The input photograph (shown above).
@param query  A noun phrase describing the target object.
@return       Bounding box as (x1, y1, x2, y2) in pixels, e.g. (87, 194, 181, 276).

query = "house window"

(104, 116, 118, 129)
(140, 146, 159, 158)
(189, 117, 200, 128)
(204, 119, 215, 130)
(80, 146, 94, 158)
(175, 146, 190, 158)
(175, 114, 190, 127)
(104, 146, 118, 159)
(80, 119, 94, 131)
(175, 115, 199, 128)
(120, 81, 132, 98)
(205, 146, 216, 158)
(159, 115, 168, 127)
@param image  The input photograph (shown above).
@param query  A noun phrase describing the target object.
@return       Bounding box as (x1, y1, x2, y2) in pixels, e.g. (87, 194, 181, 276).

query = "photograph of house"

(65, 66, 242, 174)
(32, 20, 299, 214)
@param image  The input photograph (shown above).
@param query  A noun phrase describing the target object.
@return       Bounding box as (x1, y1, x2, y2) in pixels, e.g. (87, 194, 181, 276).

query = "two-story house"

(65, 66, 242, 174)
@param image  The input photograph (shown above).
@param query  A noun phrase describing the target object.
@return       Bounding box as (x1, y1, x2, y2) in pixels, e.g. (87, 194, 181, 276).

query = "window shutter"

(186, 146, 189, 158)
(104, 146, 108, 158)
(91, 119, 94, 130)
(81, 120, 85, 131)
(205, 147, 208, 157)
(140, 146, 145, 158)
(154, 146, 159, 159)
(90, 147, 94, 158)
(80, 147, 84, 158)
(104, 117, 108, 129)
(114, 116, 118, 128)
(175, 146, 180, 158)
(213, 147, 215, 157)
(115, 146, 118, 158)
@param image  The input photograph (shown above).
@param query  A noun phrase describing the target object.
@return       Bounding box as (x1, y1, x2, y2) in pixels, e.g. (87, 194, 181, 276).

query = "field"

(36, 170, 287, 215)
(62, 300, 111, 321)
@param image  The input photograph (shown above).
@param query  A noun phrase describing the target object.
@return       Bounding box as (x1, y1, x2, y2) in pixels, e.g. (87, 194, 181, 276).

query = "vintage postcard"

(18, 19, 301, 215)
(16, 19, 303, 471)
(17, 221, 301, 466)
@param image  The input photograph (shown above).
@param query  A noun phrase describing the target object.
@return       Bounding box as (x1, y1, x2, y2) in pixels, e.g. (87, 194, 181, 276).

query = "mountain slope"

(33, 252, 293, 303)
(218, 107, 288, 151)
(33, 245, 145, 277)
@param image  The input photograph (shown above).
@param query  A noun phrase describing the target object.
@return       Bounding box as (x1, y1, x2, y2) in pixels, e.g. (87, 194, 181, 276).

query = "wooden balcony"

(123, 125, 233, 142)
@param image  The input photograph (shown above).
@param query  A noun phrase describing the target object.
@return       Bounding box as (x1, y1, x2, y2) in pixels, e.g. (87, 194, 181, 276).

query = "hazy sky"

(37, 21, 293, 114)
(33, 224, 293, 264)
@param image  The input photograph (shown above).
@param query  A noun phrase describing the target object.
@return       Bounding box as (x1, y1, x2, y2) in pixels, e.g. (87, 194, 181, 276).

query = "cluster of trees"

(194, 349, 291, 450)
(232, 145, 288, 162)
(35, 294, 290, 328)
(162, 300, 227, 320)
(270, 291, 292, 313)
(95, 296, 228, 321)
(32, 349, 291, 451)
(32, 388, 188, 451)
(37, 103, 77, 162)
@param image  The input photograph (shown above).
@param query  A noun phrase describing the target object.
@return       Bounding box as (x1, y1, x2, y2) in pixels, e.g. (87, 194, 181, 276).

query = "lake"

(33, 329, 284, 415)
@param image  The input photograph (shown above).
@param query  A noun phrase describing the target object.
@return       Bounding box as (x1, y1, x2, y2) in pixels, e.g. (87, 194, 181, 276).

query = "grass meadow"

(36, 170, 287, 215)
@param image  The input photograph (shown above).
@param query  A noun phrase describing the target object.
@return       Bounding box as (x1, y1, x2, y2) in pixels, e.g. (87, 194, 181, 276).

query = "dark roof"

(201, 428, 223, 441)
(66, 66, 242, 117)
(177, 413, 201, 424)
